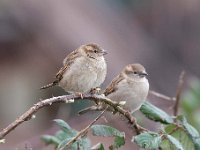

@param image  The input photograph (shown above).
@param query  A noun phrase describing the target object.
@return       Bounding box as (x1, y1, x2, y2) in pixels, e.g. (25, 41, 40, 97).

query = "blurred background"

(0, 0, 200, 149)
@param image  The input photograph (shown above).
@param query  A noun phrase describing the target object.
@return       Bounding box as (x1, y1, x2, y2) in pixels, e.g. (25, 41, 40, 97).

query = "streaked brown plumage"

(79, 64, 149, 114)
(41, 43, 107, 93)
(105, 64, 149, 112)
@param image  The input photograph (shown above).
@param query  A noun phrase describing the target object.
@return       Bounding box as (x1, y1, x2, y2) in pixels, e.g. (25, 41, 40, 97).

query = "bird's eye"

(133, 71, 137, 74)
(94, 49, 98, 53)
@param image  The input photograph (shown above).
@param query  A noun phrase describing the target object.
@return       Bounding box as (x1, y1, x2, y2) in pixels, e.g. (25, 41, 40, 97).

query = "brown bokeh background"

(0, 0, 200, 149)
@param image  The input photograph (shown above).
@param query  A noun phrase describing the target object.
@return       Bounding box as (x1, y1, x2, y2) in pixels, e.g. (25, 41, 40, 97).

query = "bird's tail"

(40, 80, 58, 90)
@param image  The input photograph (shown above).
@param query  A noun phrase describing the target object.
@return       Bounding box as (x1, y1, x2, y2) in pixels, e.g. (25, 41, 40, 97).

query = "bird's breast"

(59, 56, 106, 92)
(107, 80, 149, 112)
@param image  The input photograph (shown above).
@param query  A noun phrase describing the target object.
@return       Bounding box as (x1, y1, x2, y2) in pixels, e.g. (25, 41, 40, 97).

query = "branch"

(0, 94, 146, 140)
(149, 90, 175, 102)
(173, 71, 186, 116)
(59, 107, 107, 150)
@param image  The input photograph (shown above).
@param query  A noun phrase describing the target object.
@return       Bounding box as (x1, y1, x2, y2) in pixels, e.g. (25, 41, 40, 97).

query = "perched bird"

(79, 64, 149, 114)
(104, 63, 149, 112)
(41, 43, 107, 93)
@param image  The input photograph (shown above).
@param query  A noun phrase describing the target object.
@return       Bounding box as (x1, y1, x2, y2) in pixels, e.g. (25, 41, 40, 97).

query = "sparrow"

(104, 63, 149, 113)
(40, 43, 107, 93)
(79, 63, 149, 114)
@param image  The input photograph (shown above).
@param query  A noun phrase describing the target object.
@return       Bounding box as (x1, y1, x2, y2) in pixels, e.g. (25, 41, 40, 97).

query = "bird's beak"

(139, 72, 148, 77)
(101, 49, 108, 55)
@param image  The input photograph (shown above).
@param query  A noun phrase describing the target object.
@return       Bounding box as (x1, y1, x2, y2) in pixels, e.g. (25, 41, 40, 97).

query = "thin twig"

(173, 71, 186, 117)
(168, 124, 182, 135)
(78, 105, 104, 115)
(149, 90, 175, 102)
(77, 142, 80, 150)
(59, 107, 108, 150)
(0, 94, 145, 139)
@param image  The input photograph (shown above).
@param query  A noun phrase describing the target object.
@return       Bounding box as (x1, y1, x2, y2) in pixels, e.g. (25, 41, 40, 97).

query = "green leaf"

(54, 119, 77, 136)
(160, 139, 172, 150)
(42, 119, 90, 150)
(91, 143, 105, 150)
(133, 132, 162, 149)
(57, 137, 90, 150)
(91, 125, 124, 137)
(179, 116, 199, 138)
(57, 137, 73, 149)
(55, 131, 69, 141)
(41, 135, 60, 146)
(113, 133, 125, 149)
(193, 138, 200, 150)
(178, 116, 200, 149)
(91, 125, 125, 149)
(54, 119, 71, 131)
(165, 124, 177, 133)
(164, 124, 195, 150)
(181, 79, 200, 139)
(140, 101, 174, 124)
(78, 137, 91, 150)
(165, 135, 184, 150)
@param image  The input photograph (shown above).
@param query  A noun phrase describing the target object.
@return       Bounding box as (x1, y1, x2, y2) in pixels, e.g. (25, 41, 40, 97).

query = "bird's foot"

(75, 92, 84, 99)
(89, 87, 101, 95)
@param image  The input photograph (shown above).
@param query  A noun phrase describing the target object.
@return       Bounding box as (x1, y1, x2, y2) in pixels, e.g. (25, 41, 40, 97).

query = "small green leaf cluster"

(182, 79, 200, 131)
(134, 102, 200, 149)
(41, 119, 90, 150)
(42, 102, 200, 150)
(91, 125, 125, 149)
(41, 81, 200, 149)
(42, 120, 125, 150)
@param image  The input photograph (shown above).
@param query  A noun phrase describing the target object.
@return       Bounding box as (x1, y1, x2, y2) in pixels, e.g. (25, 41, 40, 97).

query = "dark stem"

(173, 71, 185, 117)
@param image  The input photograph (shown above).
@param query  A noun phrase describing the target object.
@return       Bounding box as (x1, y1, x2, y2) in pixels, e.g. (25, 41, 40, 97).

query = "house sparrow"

(79, 64, 149, 114)
(40, 43, 107, 93)
(104, 63, 149, 112)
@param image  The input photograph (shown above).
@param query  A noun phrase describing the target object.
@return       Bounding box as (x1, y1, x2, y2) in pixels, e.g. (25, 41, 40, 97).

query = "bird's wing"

(56, 49, 81, 81)
(104, 74, 124, 96)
